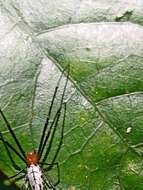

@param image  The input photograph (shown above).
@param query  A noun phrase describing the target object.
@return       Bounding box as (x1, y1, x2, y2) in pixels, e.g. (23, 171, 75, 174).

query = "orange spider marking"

(26, 151, 39, 167)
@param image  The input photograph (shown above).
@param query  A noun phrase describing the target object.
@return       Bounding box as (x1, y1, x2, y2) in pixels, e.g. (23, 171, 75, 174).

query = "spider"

(0, 65, 69, 190)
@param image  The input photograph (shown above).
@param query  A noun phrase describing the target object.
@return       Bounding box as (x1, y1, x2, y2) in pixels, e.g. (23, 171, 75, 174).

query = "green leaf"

(0, 1, 143, 190)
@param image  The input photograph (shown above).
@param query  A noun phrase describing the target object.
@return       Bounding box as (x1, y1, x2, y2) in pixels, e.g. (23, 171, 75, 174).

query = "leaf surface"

(0, 1, 143, 190)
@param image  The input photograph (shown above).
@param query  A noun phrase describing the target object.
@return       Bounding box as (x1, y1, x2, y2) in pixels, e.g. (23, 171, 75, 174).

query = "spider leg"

(21, 175, 30, 190)
(40, 105, 62, 162)
(0, 140, 20, 171)
(46, 103, 66, 169)
(38, 71, 62, 156)
(21, 184, 27, 190)
(38, 64, 69, 157)
(40, 102, 66, 189)
(0, 133, 25, 171)
(8, 168, 25, 180)
(21, 182, 30, 190)
(43, 173, 56, 190)
(41, 162, 60, 186)
(38, 98, 60, 159)
(5, 174, 25, 190)
(0, 133, 25, 163)
(40, 66, 69, 161)
(0, 108, 26, 158)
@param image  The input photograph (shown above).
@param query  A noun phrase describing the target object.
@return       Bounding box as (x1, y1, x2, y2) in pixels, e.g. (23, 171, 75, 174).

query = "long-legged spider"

(0, 65, 69, 190)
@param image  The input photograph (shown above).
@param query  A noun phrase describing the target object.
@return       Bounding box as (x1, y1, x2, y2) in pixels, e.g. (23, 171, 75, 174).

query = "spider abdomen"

(26, 164, 43, 190)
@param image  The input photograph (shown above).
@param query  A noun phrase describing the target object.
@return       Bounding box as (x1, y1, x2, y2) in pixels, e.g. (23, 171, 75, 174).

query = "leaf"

(0, 1, 143, 190)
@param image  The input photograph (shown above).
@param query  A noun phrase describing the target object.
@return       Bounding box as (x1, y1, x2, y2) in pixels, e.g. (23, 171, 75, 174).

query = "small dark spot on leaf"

(115, 10, 133, 22)
(85, 47, 91, 51)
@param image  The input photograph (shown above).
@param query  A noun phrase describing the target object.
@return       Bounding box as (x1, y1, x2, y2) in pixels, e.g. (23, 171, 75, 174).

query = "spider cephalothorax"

(26, 151, 39, 167)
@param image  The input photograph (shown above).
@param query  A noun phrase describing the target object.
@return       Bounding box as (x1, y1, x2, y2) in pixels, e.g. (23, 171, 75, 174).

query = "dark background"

(0, 171, 20, 190)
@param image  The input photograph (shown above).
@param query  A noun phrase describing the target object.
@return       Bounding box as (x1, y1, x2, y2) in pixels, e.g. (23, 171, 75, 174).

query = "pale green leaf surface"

(0, 1, 143, 190)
